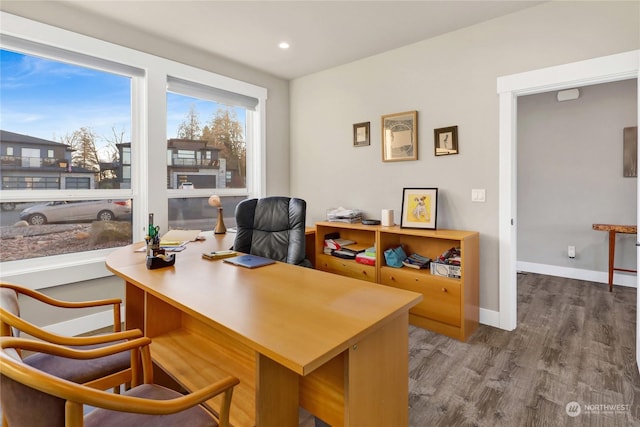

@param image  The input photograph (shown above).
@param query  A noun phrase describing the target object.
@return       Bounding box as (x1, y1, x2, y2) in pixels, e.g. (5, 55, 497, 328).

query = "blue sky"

(1, 49, 245, 161)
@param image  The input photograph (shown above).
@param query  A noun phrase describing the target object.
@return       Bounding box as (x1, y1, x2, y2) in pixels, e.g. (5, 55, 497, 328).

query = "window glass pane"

(0, 47, 135, 263)
(168, 196, 245, 232)
(0, 49, 132, 192)
(166, 91, 247, 190)
(0, 199, 133, 262)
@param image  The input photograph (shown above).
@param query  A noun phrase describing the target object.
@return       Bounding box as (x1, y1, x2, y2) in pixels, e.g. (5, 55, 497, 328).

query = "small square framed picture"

(434, 126, 458, 156)
(353, 122, 370, 147)
(400, 187, 438, 230)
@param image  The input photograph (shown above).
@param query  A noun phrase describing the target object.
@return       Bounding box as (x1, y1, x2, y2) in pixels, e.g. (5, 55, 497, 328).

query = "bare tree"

(59, 127, 100, 171)
(176, 104, 202, 139)
(104, 127, 125, 161)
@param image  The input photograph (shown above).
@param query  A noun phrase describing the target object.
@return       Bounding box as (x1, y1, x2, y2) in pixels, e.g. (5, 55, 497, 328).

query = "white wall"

(290, 1, 640, 312)
(517, 79, 637, 282)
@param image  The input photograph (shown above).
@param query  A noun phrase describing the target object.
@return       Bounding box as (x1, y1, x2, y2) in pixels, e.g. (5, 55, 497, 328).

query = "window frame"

(0, 12, 267, 289)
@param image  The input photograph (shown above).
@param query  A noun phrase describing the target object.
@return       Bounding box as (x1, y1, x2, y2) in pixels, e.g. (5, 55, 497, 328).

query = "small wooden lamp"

(208, 195, 226, 234)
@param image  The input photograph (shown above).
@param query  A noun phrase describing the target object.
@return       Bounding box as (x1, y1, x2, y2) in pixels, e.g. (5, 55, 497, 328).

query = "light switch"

(472, 189, 486, 202)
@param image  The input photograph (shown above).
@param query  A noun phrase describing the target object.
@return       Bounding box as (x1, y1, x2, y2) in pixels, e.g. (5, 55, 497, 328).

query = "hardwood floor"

(408, 272, 640, 427)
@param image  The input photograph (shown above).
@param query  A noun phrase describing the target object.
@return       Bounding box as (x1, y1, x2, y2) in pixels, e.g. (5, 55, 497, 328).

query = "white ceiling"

(61, 1, 545, 80)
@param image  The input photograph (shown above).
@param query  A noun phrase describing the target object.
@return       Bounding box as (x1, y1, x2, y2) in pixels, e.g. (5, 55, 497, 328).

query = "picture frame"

(434, 125, 458, 156)
(623, 126, 637, 177)
(353, 122, 370, 147)
(382, 111, 418, 162)
(400, 187, 438, 230)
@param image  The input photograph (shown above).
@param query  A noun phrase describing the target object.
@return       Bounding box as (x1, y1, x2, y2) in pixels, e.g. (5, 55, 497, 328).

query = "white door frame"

(496, 51, 640, 356)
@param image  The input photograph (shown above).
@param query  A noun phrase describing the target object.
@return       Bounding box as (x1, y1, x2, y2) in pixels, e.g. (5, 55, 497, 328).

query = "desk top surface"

(106, 232, 422, 375)
(592, 224, 637, 234)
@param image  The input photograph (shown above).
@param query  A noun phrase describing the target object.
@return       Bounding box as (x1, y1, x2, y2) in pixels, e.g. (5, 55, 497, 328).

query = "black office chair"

(233, 196, 312, 267)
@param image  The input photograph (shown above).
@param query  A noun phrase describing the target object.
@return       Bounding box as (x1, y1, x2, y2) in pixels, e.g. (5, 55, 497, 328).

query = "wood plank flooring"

(408, 272, 640, 426)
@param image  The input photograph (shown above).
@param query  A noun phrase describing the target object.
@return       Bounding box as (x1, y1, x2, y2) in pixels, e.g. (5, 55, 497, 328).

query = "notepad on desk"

(202, 250, 238, 260)
(161, 229, 202, 242)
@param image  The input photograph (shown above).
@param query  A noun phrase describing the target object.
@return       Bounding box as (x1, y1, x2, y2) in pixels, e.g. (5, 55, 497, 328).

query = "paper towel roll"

(381, 209, 394, 226)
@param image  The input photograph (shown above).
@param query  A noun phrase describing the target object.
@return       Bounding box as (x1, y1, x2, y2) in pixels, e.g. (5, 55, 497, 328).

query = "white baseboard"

(479, 308, 500, 328)
(44, 308, 124, 336)
(516, 261, 637, 288)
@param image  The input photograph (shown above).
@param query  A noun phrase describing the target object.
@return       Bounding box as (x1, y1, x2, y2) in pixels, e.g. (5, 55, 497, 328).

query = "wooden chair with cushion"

(0, 336, 239, 427)
(0, 281, 142, 393)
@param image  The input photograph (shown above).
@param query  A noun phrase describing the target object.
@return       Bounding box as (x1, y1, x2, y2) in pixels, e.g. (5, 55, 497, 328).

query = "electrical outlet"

(568, 246, 575, 259)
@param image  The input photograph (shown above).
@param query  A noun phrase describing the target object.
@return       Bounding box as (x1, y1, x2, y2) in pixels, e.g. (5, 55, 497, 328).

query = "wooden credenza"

(315, 222, 479, 341)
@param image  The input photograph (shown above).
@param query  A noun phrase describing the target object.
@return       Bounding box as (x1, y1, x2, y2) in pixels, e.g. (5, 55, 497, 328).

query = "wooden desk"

(106, 233, 422, 427)
(592, 224, 637, 292)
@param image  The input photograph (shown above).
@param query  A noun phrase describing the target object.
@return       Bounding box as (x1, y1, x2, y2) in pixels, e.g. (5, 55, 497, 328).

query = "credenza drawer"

(317, 255, 376, 283)
(380, 268, 460, 327)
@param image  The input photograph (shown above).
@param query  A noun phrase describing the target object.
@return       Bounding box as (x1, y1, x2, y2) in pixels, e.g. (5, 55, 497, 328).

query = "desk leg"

(256, 354, 299, 427)
(608, 231, 616, 292)
(346, 313, 409, 425)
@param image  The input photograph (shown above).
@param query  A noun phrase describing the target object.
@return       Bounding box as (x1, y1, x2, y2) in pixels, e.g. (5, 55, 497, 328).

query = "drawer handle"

(442, 287, 447, 293)
(390, 276, 395, 281)
(362, 271, 367, 275)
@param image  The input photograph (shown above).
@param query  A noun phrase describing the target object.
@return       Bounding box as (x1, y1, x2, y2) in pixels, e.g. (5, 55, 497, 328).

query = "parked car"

(19, 200, 132, 225)
(179, 182, 194, 189)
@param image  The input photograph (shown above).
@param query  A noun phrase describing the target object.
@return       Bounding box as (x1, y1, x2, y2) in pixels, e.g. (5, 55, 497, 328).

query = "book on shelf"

(324, 238, 356, 250)
(332, 249, 357, 259)
(333, 246, 365, 258)
(402, 253, 431, 269)
(355, 253, 375, 266)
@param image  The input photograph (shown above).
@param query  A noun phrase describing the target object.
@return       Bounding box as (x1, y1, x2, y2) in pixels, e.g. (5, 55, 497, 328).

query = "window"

(0, 12, 266, 286)
(166, 77, 260, 231)
(0, 41, 136, 262)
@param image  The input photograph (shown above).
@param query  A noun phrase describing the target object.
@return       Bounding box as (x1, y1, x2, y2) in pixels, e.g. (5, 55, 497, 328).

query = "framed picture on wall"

(400, 187, 438, 229)
(382, 111, 418, 162)
(623, 126, 637, 177)
(434, 126, 459, 156)
(353, 122, 370, 147)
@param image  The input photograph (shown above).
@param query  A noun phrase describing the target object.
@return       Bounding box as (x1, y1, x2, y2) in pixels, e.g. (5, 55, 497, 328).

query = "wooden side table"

(592, 224, 637, 291)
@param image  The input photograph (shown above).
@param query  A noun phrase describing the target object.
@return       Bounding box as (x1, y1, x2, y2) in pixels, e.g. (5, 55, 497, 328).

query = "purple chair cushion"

(84, 383, 218, 427)
(23, 340, 130, 384)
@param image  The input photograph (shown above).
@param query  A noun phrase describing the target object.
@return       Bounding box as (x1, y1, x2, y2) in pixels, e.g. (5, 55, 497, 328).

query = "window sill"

(0, 248, 114, 290)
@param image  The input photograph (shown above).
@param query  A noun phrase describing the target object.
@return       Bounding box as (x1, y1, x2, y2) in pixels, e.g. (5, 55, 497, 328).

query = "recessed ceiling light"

(278, 42, 290, 50)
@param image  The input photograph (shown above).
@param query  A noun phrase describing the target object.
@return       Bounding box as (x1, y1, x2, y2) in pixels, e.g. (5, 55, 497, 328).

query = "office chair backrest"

(1, 287, 20, 337)
(1, 343, 66, 427)
(0, 289, 64, 427)
(233, 197, 308, 265)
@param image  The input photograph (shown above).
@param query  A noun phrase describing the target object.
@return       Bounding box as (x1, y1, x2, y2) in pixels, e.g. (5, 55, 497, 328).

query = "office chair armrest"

(1, 308, 140, 345)
(1, 282, 122, 309)
(83, 375, 240, 415)
(2, 336, 151, 360)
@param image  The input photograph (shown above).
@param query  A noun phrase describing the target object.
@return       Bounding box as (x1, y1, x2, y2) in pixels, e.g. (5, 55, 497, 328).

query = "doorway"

(497, 49, 639, 364)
